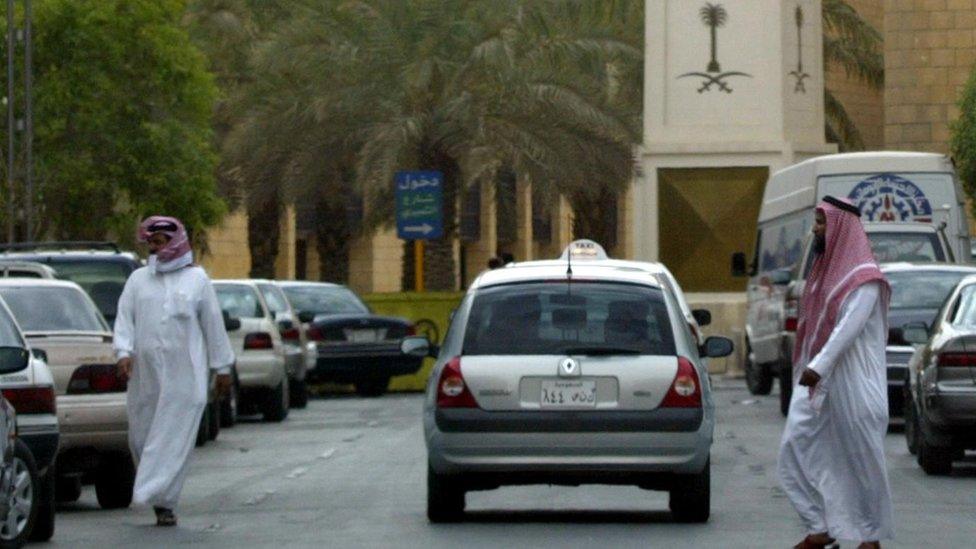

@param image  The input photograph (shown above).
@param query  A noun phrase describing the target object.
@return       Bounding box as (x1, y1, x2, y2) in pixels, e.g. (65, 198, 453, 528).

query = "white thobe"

(778, 282, 894, 542)
(113, 265, 234, 509)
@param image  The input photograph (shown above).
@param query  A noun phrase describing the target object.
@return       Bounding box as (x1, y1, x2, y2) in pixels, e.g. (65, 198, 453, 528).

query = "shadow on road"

(459, 509, 676, 524)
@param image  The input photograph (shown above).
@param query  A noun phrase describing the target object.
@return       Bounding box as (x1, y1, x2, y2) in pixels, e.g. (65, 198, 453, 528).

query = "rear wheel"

(355, 378, 389, 398)
(905, 392, 919, 455)
(427, 465, 464, 523)
(95, 452, 135, 510)
(289, 379, 309, 409)
(669, 458, 710, 523)
(744, 343, 773, 395)
(2, 440, 39, 547)
(779, 366, 793, 417)
(195, 406, 210, 447)
(262, 378, 290, 422)
(208, 400, 221, 441)
(918, 437, 953, 476)
(220, 378, 239, 428)
(29, 466, 55, 542)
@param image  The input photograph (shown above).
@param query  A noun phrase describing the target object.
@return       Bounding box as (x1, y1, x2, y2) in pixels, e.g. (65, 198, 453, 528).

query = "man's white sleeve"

(199, 278, 236, 373)
(807, 281, 880, 379)
(113, 278, 136, 361)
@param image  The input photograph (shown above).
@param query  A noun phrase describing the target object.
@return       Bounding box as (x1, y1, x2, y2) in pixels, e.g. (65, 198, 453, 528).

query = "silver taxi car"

(417, 241, 734, 523)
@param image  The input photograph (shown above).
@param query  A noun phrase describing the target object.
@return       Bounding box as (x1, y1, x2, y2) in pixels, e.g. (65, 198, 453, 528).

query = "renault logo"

(558, 358, 580, 377)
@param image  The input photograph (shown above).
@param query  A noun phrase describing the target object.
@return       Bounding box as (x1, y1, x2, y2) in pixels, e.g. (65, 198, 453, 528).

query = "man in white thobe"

(779, 197, 894, 549)
(114, 216, 235, 526)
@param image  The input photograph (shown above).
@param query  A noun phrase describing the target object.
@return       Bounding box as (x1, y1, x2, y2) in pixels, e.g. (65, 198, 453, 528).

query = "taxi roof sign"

(559, 239, 609, 261)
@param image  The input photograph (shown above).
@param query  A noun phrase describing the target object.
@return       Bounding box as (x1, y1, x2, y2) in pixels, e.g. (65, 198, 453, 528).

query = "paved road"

(52, 380, 975, 548)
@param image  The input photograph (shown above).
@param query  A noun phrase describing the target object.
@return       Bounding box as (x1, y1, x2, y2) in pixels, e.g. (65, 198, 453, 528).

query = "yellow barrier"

(362, 291, 465, 392)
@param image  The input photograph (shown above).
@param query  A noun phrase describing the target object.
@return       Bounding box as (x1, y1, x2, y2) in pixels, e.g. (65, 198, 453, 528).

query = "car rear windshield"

(0, 286, 108, 333)
(258, 284, 290, 315)
(888, 270, 972, 310)
(0, 304, 23, 347)
(950, 284, 976, 326)
(462, 282, 676, 356)
(868, 232, 945, 263)
(44, 259, 135, 321)
(215, 285, 264, 319)
(280, 286, 369, 316)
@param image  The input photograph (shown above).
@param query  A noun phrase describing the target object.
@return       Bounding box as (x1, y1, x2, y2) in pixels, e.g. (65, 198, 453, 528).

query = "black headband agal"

(148, 221, 178, 233)
(822, 195, 861, 216)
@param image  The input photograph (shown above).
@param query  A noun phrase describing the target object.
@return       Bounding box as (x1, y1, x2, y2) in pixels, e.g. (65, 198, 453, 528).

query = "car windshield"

(0, 302, 23, 346)
(215, 284, 264, 319)
(887, 270, 972, 310)
(0, 286, 108, 333)
(258, 284, 290, 315)
(280, 285, 369, 316)
(463, 282, 676, 356)
(868, 232, 945, 263)
(44, 259, 135, 322)
(951, 284, 976, 326)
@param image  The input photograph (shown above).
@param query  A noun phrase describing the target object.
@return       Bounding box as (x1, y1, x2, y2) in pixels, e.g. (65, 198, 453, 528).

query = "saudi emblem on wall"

(847, 174, 933, 223)
(677, 3, 752, 93)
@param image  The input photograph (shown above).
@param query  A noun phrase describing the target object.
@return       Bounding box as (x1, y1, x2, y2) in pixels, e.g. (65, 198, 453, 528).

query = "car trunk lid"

(25, 332, 114, 395)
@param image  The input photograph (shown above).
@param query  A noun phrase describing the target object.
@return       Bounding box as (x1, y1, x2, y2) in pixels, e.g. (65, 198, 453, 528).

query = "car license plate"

(540, 379, 597, 408)
(345, 329, 379, 343)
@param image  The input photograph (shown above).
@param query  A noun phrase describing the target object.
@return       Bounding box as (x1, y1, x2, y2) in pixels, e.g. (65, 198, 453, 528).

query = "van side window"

(757, 212, 811, 274)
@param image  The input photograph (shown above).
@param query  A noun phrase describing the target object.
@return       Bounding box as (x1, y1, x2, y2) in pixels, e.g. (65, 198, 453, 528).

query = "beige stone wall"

(885, 0, 976, 153)
(273, 205, 296, 280)
(199, 209, 250, 278)
(347, 228, 403, 294)
(463, 181, 497, 286)
(825, 0, 885, 150)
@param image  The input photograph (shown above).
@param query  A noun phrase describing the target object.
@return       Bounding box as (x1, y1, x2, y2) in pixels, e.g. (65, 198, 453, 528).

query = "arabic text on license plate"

(540, 379, 596, 408)
(347, 329, 379, 343)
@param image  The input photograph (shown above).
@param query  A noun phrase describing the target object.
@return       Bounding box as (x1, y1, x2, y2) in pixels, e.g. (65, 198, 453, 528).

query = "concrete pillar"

(514, 176, 534, 261)
(463, 180, 498, 284)
(198, 209, 251, 278)
(347, 227, 403, 294)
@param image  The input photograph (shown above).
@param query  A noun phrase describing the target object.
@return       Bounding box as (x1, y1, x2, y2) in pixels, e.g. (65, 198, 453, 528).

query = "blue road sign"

(395, 171, 444, 240)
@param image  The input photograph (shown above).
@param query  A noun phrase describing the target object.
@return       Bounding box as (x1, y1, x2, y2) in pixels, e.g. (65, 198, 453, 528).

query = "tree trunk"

(570, 189, 619, 254)
(411, 145, 459, 292)
(247, 190, 282, 279)
(314, 192, 351, 283)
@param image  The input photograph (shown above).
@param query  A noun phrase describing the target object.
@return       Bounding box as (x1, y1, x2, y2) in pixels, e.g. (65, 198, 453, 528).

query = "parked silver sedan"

(417, 241, 734, 523)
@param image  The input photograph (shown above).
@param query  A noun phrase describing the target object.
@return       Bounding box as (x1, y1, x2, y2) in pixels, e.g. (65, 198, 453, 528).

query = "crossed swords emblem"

(789, 5, 811, 93)
(677, 3, 752, 94)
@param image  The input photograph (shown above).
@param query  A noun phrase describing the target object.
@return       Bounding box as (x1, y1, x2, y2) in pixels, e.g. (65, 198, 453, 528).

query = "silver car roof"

(471, 261, 666, 290)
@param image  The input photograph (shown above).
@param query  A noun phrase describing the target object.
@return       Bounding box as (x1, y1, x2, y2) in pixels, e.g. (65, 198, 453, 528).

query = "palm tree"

(700, 3, 728, 73)
(821, 0, 883, 151)
(226, 0, 641, 290)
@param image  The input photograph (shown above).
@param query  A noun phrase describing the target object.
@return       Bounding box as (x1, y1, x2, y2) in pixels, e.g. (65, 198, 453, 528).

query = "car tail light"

(659, 357, 702, 408)
(244, 332, 274, 350)
(306, 325, 323, 342)
(280, 327, 301, 343)
(67, 364, 127, 394)
(783, 296, 799, 333)
(406, 324, 416, 336)
(936, 352, 976, 367)
(2, 386, 56, 415)
(436, 357, 477, 408)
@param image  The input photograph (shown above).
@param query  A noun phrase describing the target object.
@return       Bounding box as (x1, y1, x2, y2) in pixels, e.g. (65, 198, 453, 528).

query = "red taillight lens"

(3, 386, 56, 415)
(937, 352, 976, 367)
(784, 296, 799, 332)
(436, 357, 477, 408)
(406, 324, 417, 336)
(659, 357, 702, 408)
(67, 364, 127, 394)
(280, 327, 301, 343)
(244, 332, 274, 350)
(306, 325, 323, 341)
(784, 317, 798, 332)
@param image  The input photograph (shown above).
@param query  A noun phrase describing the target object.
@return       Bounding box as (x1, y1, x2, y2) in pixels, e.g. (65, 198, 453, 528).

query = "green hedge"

(362, 292, 465, 391)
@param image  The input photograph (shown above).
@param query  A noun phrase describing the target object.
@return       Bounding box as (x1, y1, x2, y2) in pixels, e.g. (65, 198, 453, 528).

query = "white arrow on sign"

(403, 223, 434, 235)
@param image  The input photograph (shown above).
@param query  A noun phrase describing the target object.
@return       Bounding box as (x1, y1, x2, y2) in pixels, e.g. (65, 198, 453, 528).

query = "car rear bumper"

(57, 394, 128, 452)
(309, 343, 423, 382)
(283, 346, 306, 380)
(924, 391, 976, 426)
(237, 353, 285, 389)
(426, 408, 712, 476)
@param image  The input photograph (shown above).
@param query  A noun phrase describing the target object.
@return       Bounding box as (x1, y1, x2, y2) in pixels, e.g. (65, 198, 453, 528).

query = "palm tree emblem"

(677, 3, 752, 93)
(789, 5, 811, 93)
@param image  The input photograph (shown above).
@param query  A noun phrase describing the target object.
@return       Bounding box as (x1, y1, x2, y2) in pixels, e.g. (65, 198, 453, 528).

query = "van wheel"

(95, 452, 134, 509)
(2, 440, 39, 546)
(55, 475, 82, 503)
(905, 393, 919, 455)
(744, 343, 773, 395)
(918, 437, 953, 476)
(208, 401, 221, 441)
(427, 464, 464, 523)
(779, 367, 793, 417)
(669, 458, 710, 523)
(220, 378, 239, 428)
(262, 379, 290, 422)
(289, 379, 309, 409)
(29, 466, 55, 542)
(195, 406, 210, 447)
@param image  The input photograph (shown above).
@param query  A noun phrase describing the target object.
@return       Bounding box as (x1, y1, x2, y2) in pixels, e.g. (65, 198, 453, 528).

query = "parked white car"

(213, 281, 289, 422)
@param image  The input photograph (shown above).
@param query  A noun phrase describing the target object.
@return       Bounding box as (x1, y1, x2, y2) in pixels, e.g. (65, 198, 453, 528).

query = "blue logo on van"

(847, 174, 932, 223)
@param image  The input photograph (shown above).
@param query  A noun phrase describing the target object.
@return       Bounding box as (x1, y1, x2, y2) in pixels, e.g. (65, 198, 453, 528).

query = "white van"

(733, 152, 971, 414)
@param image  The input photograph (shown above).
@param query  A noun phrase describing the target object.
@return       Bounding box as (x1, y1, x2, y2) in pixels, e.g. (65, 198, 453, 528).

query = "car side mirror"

(692, 309, 712, 327)
(902, 322, 930, 345)
(222, 310, 241, 332)
(702, 336, 734, 358)
(30, 348, 48, 363)
(297, 311, 316, 324)
(400, 336, 437, 358)
(731, 252, 747, 277)
(0, 347, 29, 374)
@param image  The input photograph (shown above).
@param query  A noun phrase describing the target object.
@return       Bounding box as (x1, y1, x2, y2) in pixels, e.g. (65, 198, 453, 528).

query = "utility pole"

(6, 0, 14, 243)
(23, 0, 30, 240)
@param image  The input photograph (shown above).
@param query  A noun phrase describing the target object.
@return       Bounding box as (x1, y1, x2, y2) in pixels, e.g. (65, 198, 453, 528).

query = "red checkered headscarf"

(137, 215, 192, 263)
(793, 197, 890, 377)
